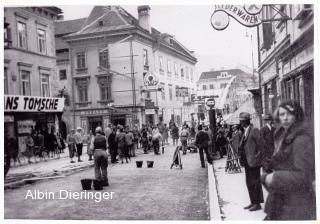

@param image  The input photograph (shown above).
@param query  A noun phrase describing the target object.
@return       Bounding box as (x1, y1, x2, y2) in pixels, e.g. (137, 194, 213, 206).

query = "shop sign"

(17, 120, 35, 134)
(80, 109, 109, 116)
(211, 5, 262, 30)
(143, 72, 158, 87)
(145, 109, 155, 115)
(4, 95, 65, 112)
(145, 100, 155, 109)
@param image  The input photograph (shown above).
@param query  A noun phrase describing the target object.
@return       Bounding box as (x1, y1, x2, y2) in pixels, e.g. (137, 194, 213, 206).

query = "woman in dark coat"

(261, 100, 315, 220)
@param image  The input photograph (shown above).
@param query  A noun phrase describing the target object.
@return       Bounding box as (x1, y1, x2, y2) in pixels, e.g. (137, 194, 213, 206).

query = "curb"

(4, 163, 94, 190)
(208, 162, 223, 221)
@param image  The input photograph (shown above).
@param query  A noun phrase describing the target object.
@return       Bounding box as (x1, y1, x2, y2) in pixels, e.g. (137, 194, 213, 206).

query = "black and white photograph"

(2, 0, 319, 222)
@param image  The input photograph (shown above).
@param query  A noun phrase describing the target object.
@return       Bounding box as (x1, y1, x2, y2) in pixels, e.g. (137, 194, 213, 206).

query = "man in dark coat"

(108, 128, 117, 163)
(195, 125, 212, 168)
(260, 114, 276, 173)
(238, 112, 264, 211)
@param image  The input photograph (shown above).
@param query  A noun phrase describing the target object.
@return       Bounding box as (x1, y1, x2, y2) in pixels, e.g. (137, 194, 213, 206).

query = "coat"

(263, 121, 316, 220)
(239, 124, 263, 168)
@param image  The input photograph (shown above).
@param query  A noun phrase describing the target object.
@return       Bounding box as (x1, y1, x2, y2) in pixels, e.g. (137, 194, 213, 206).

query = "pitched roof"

(64, 6, 196, 62)
(54, 17, 87, 36)
(199, 69, 250, 80)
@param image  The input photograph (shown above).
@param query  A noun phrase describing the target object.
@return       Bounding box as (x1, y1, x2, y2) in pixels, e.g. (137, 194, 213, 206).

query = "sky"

(58, 4, 259, 76)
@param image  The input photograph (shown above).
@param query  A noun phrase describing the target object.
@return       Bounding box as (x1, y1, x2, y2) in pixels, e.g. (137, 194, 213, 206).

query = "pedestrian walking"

(260, 114, 275, 173)
(195, 125, 212, 168)
(86, 130, 94, 161)
(125, 128, 135, 157)
(171, 123, 179, 146)
(152, 127, 162, 155)
(116, 126, 130, 163)
(140, 125, 149, 154)
(162, 123, 169, 145)
(92, 127, 109, 187)
(180, 125, 189, 154)
(238, 112, 264, 212)
(66, 129, 76, 163)
(261, 100, 315, 220)
(75, 127, 83, 162)
(108, 127, 118, 163)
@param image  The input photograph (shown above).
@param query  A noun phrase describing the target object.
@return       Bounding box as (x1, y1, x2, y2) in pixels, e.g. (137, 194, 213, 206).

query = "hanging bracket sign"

(211, 5, 263, 30)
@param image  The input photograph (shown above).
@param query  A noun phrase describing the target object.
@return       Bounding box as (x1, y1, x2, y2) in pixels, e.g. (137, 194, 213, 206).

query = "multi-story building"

(4, 7, 65, 147)
(54, 5, 197, 133)
(257, 4, 314, 121)
(197, 68, 257, 117)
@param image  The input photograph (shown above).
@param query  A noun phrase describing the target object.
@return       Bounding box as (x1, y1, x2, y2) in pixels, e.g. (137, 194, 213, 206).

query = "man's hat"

(239, 112, 251, 121)
(263, 114, 273, 120)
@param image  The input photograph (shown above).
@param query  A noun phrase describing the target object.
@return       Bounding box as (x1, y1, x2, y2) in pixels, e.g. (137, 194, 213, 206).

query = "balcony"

(76, 67, 88, 74)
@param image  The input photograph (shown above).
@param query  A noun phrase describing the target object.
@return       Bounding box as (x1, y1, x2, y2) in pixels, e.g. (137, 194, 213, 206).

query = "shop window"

(99, 50, 109, 69)
(297, 77, 305, 110)
(37, 28, 46, 54)
(4, 68, 8, 94)
(17, 21, 27, 49)
(59, 69, 67, 80)
(20, 70, 31, 96)
(41, 74, 49, 97)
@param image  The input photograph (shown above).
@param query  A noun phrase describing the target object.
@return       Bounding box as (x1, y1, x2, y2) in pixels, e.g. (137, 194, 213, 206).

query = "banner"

(211, 5, 263, 30)
(4, 95, 65, 112)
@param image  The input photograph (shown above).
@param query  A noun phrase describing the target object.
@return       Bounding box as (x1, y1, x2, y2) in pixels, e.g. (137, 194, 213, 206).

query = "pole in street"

(206, 98, 217, 155)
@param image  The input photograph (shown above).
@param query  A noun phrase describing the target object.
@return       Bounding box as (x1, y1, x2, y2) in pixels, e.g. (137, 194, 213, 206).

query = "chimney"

(138, 5, 151, 33)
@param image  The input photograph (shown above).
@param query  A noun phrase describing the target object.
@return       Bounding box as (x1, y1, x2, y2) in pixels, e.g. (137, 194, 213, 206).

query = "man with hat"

(238, 112, 264, 211)
(260, 114, 275, 173)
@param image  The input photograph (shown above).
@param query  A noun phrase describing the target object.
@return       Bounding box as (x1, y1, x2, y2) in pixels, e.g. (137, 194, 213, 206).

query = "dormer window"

(98, 20, 104, 26)
(169, 38, 173, 45)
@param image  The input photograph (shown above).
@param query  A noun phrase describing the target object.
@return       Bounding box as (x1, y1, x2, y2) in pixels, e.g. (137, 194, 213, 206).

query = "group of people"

(230, 100, 315, 220)
(5, 127, 66, 165)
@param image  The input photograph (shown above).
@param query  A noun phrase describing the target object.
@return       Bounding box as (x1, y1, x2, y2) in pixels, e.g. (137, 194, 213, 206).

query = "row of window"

(76, 50, 110, 70)
(158, 55, 194, 81)
(157, 83, 194, 102)
(14, 19, 47, 54)
(4, 68, 49, 96)
(76, 79, 112, 103)
(201, 83, 227, 90)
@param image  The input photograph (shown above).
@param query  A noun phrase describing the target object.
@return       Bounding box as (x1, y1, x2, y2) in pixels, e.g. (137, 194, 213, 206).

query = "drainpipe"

(69, 47, 76, 130)
(257, 25, 263, 128)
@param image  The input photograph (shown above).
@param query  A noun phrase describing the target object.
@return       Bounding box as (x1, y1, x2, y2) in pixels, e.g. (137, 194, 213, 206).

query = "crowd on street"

(4, 99, 316, 221)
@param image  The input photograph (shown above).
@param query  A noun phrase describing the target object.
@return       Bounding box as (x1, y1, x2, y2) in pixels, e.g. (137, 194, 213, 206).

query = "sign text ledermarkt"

(4, 95, 65, 112)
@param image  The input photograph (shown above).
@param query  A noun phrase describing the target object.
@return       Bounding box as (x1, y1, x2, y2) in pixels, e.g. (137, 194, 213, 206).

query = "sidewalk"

(212, 157, 268, 220)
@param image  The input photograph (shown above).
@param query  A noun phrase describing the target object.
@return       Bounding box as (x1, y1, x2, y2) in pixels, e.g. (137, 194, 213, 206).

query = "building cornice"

(6, 47, 57, 59)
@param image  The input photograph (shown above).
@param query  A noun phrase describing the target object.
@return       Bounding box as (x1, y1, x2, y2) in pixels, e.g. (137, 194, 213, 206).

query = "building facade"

(4, 7, 65, 148)
(197, 68, 257, 118)
(55, 5, 197, 134)
(257, 4, 314, 121)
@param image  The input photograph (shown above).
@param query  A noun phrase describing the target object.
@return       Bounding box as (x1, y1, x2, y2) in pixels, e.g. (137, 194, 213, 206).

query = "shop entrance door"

(88, 117, 102, 134)
(111, 114, 126, 126)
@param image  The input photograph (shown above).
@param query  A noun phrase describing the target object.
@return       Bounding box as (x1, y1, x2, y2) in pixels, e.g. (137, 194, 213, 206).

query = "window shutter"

(262, 23, 273, 50)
